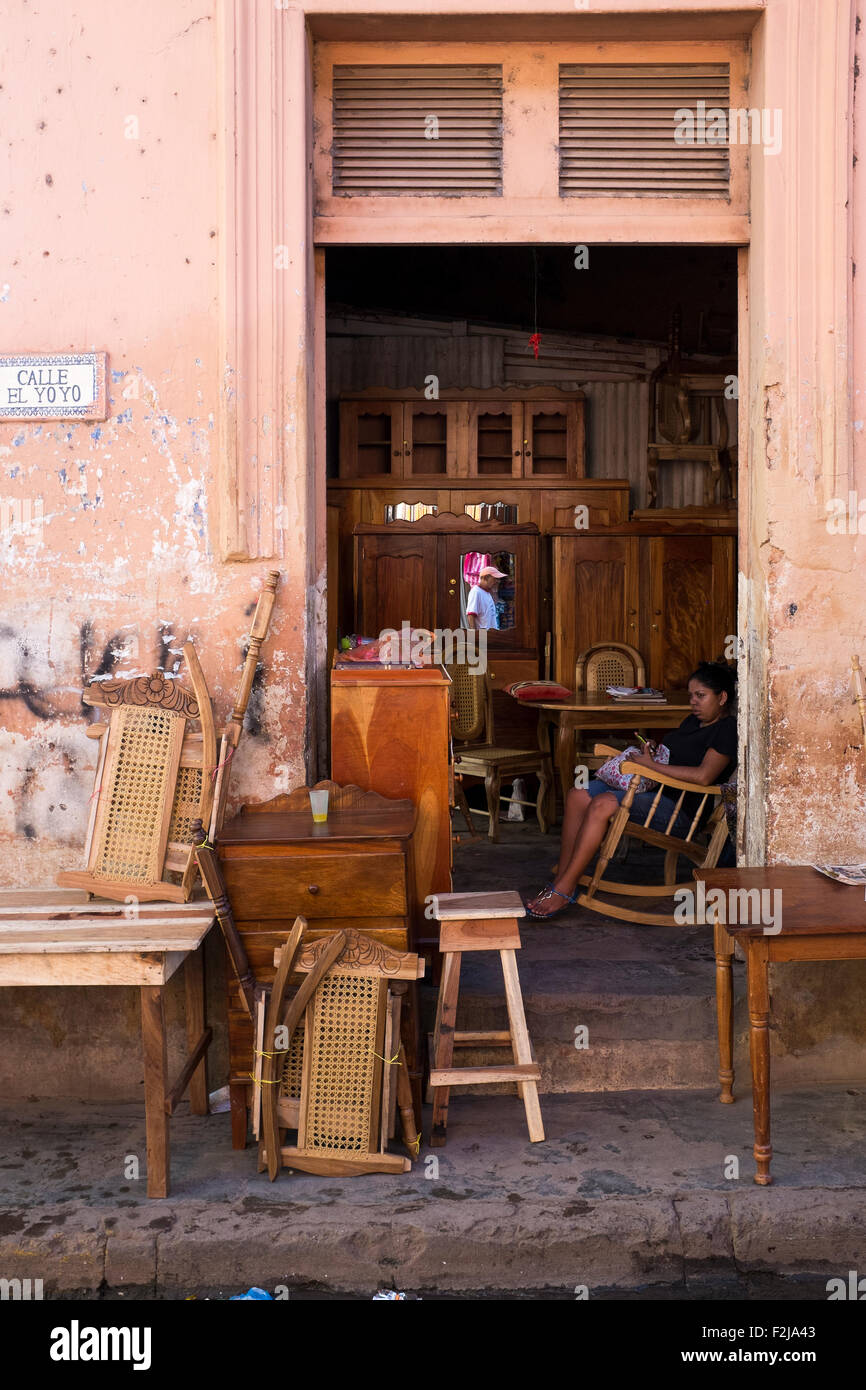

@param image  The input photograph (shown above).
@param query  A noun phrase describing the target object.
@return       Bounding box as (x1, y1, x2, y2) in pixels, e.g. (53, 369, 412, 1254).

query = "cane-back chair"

(576, 745, 730, 926)
(259, 925, 424, 1179)
(575, 641, 646, 696)
(57, 642, 216, 904)
(447, 661, 552, 842)
(569, 642, 648, 774)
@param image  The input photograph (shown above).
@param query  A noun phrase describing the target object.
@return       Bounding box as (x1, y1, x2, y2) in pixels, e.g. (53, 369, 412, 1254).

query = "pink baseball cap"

(479, 565, 507, 578)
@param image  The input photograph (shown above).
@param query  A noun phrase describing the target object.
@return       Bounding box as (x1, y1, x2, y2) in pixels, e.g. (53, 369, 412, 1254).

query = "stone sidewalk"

(2, 1085, 865, 1298)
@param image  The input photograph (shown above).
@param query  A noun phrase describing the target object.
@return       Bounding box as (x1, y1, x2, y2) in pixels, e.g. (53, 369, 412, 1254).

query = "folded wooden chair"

(260, 927, 424, 1178)
(577, 744, 730, 925)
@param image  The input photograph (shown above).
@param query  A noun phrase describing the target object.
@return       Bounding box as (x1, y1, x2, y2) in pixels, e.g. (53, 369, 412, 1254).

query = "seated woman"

(525, 660, 737, 920)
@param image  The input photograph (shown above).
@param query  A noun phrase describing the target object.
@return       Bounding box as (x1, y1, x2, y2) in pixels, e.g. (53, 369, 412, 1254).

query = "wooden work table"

(696, 865, 866, 1186)
(218, 799, 424, 1144)
(531, 690, 692, 804)
(0, 890, 214, 1198)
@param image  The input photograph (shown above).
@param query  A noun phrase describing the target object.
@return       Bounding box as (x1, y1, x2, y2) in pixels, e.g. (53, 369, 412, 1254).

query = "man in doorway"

(466, 564, 505, 631)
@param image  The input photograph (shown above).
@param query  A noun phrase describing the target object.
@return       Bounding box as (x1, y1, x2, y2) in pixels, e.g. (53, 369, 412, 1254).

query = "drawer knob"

(307, 884, 320, 895)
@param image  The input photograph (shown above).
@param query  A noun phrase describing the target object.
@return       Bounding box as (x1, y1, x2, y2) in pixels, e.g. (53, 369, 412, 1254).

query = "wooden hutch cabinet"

(339, 387, 586, 482)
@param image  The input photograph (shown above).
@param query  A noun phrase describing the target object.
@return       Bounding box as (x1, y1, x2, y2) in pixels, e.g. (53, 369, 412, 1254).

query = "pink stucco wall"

(0, 2, 308, 887)
(1, 0, 864, 889)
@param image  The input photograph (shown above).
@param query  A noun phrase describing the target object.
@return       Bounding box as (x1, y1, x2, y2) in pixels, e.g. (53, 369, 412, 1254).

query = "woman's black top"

(661, 713, 737, 820)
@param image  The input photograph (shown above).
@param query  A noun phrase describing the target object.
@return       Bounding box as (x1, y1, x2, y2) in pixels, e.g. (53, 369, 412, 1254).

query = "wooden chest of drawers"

(217, 803, 420, 1147)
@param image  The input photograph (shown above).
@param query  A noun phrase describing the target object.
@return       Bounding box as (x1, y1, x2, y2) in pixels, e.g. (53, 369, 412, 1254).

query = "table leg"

(746, 938, 773, 1185)
(184, 946, 208, 1116)
(537, 712, 557, 824)
(140, 985, 170, 1199)
(555, 714, 576, 807)
(714, 914, 735, 1103)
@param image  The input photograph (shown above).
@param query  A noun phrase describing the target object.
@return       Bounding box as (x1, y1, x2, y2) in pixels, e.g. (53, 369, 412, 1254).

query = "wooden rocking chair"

(576, 745, 731, 926)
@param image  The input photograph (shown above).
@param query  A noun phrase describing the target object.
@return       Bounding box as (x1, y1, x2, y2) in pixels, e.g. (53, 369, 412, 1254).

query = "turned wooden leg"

(485, 767, 501, 842)
(714, 915, 735, 1103)
(431, 950, 461, 1146)
(140, 986, 170, 1198)
(184, 946, 208, 1116)
(746, 938, 772, 1184)
(536, 759, 552, 835)
(555, 716, 575, 806)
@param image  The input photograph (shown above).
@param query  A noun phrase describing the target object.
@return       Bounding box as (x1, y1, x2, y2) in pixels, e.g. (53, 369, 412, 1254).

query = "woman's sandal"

(525, 884, 578, 920)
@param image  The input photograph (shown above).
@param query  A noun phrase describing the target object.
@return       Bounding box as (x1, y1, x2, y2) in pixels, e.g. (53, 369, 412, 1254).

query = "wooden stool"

(429, 890, 544, 1145)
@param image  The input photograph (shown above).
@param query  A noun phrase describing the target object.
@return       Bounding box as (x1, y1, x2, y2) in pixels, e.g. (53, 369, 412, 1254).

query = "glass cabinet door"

(522, 400, 584, 479)
(467, 401, 523, 478)
(403, 402, 458, 477)
(339, 401, 405, 479)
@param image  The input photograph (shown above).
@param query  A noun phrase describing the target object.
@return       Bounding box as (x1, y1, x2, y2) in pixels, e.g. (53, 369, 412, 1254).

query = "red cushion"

(506, 681, 573, 702)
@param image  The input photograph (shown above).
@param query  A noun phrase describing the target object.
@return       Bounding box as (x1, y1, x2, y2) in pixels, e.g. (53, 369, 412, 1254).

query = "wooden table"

(0, 890, 214, 1198)
(695, 866, 866, 1186)
(218, 799, 424, 1145)
(532, 690, 692, 805)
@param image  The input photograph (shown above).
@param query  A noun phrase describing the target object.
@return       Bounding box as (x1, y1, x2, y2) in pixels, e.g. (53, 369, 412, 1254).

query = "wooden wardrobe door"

(355, 533, 439, 636)
(646, 535, 736, 688)
(552, 535, 640, 687)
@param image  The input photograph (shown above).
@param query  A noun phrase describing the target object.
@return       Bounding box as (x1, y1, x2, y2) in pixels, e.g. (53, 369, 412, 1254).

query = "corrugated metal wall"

(326, 312, 733, 508)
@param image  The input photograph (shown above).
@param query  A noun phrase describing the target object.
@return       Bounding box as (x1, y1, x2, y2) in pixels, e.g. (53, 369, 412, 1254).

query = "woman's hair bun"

(690, 659, 737, 701)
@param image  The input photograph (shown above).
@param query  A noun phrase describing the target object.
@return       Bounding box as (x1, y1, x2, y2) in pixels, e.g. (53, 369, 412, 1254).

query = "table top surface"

(694, 866, 866, 934)
(534, 690, 691, 714)
(219, 806, 417, 845)
(0, 892, 214, 954)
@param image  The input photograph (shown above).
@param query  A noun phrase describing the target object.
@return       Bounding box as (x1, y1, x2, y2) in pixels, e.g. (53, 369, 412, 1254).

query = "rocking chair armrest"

(593, 743, 621, 758)
(620, 760, 723, 797)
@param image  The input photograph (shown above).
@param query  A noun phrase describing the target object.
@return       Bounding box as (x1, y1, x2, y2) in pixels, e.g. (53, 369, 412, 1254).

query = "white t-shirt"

(466, 584, 499, 630)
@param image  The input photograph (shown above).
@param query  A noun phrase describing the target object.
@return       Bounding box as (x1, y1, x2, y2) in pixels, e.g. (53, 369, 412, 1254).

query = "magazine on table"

(812, 863, 866, 886)
(605, 685, 667, 702)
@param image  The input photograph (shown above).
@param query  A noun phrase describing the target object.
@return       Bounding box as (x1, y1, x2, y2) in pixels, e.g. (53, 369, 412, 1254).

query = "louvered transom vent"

(559, 64, 731, 197)
(332, 65, 503, 196)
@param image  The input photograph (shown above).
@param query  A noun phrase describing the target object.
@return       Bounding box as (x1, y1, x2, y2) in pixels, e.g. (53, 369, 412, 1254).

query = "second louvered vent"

(559, 64, 731, 197)
(332, 65, 503, 196)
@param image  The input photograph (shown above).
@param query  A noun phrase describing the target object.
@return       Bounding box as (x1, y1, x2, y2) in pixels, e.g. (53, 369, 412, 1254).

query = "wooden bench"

(0, 889, 214, 1197)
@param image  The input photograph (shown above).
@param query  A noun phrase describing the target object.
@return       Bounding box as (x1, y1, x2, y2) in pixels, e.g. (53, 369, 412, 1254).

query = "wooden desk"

(696, 866, 866, 1186)
(0, 890, 214, 1198)
(217, 802, 423, 1145)
(532, 690, 692, 805)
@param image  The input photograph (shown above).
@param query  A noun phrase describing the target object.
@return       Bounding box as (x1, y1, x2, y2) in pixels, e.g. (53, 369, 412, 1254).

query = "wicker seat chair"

(447, 661, 553, 843)
(569, 641, 648, 774)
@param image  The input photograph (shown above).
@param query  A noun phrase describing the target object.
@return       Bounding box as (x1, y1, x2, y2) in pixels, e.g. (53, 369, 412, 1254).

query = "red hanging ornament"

(528, 332, 542, 360)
